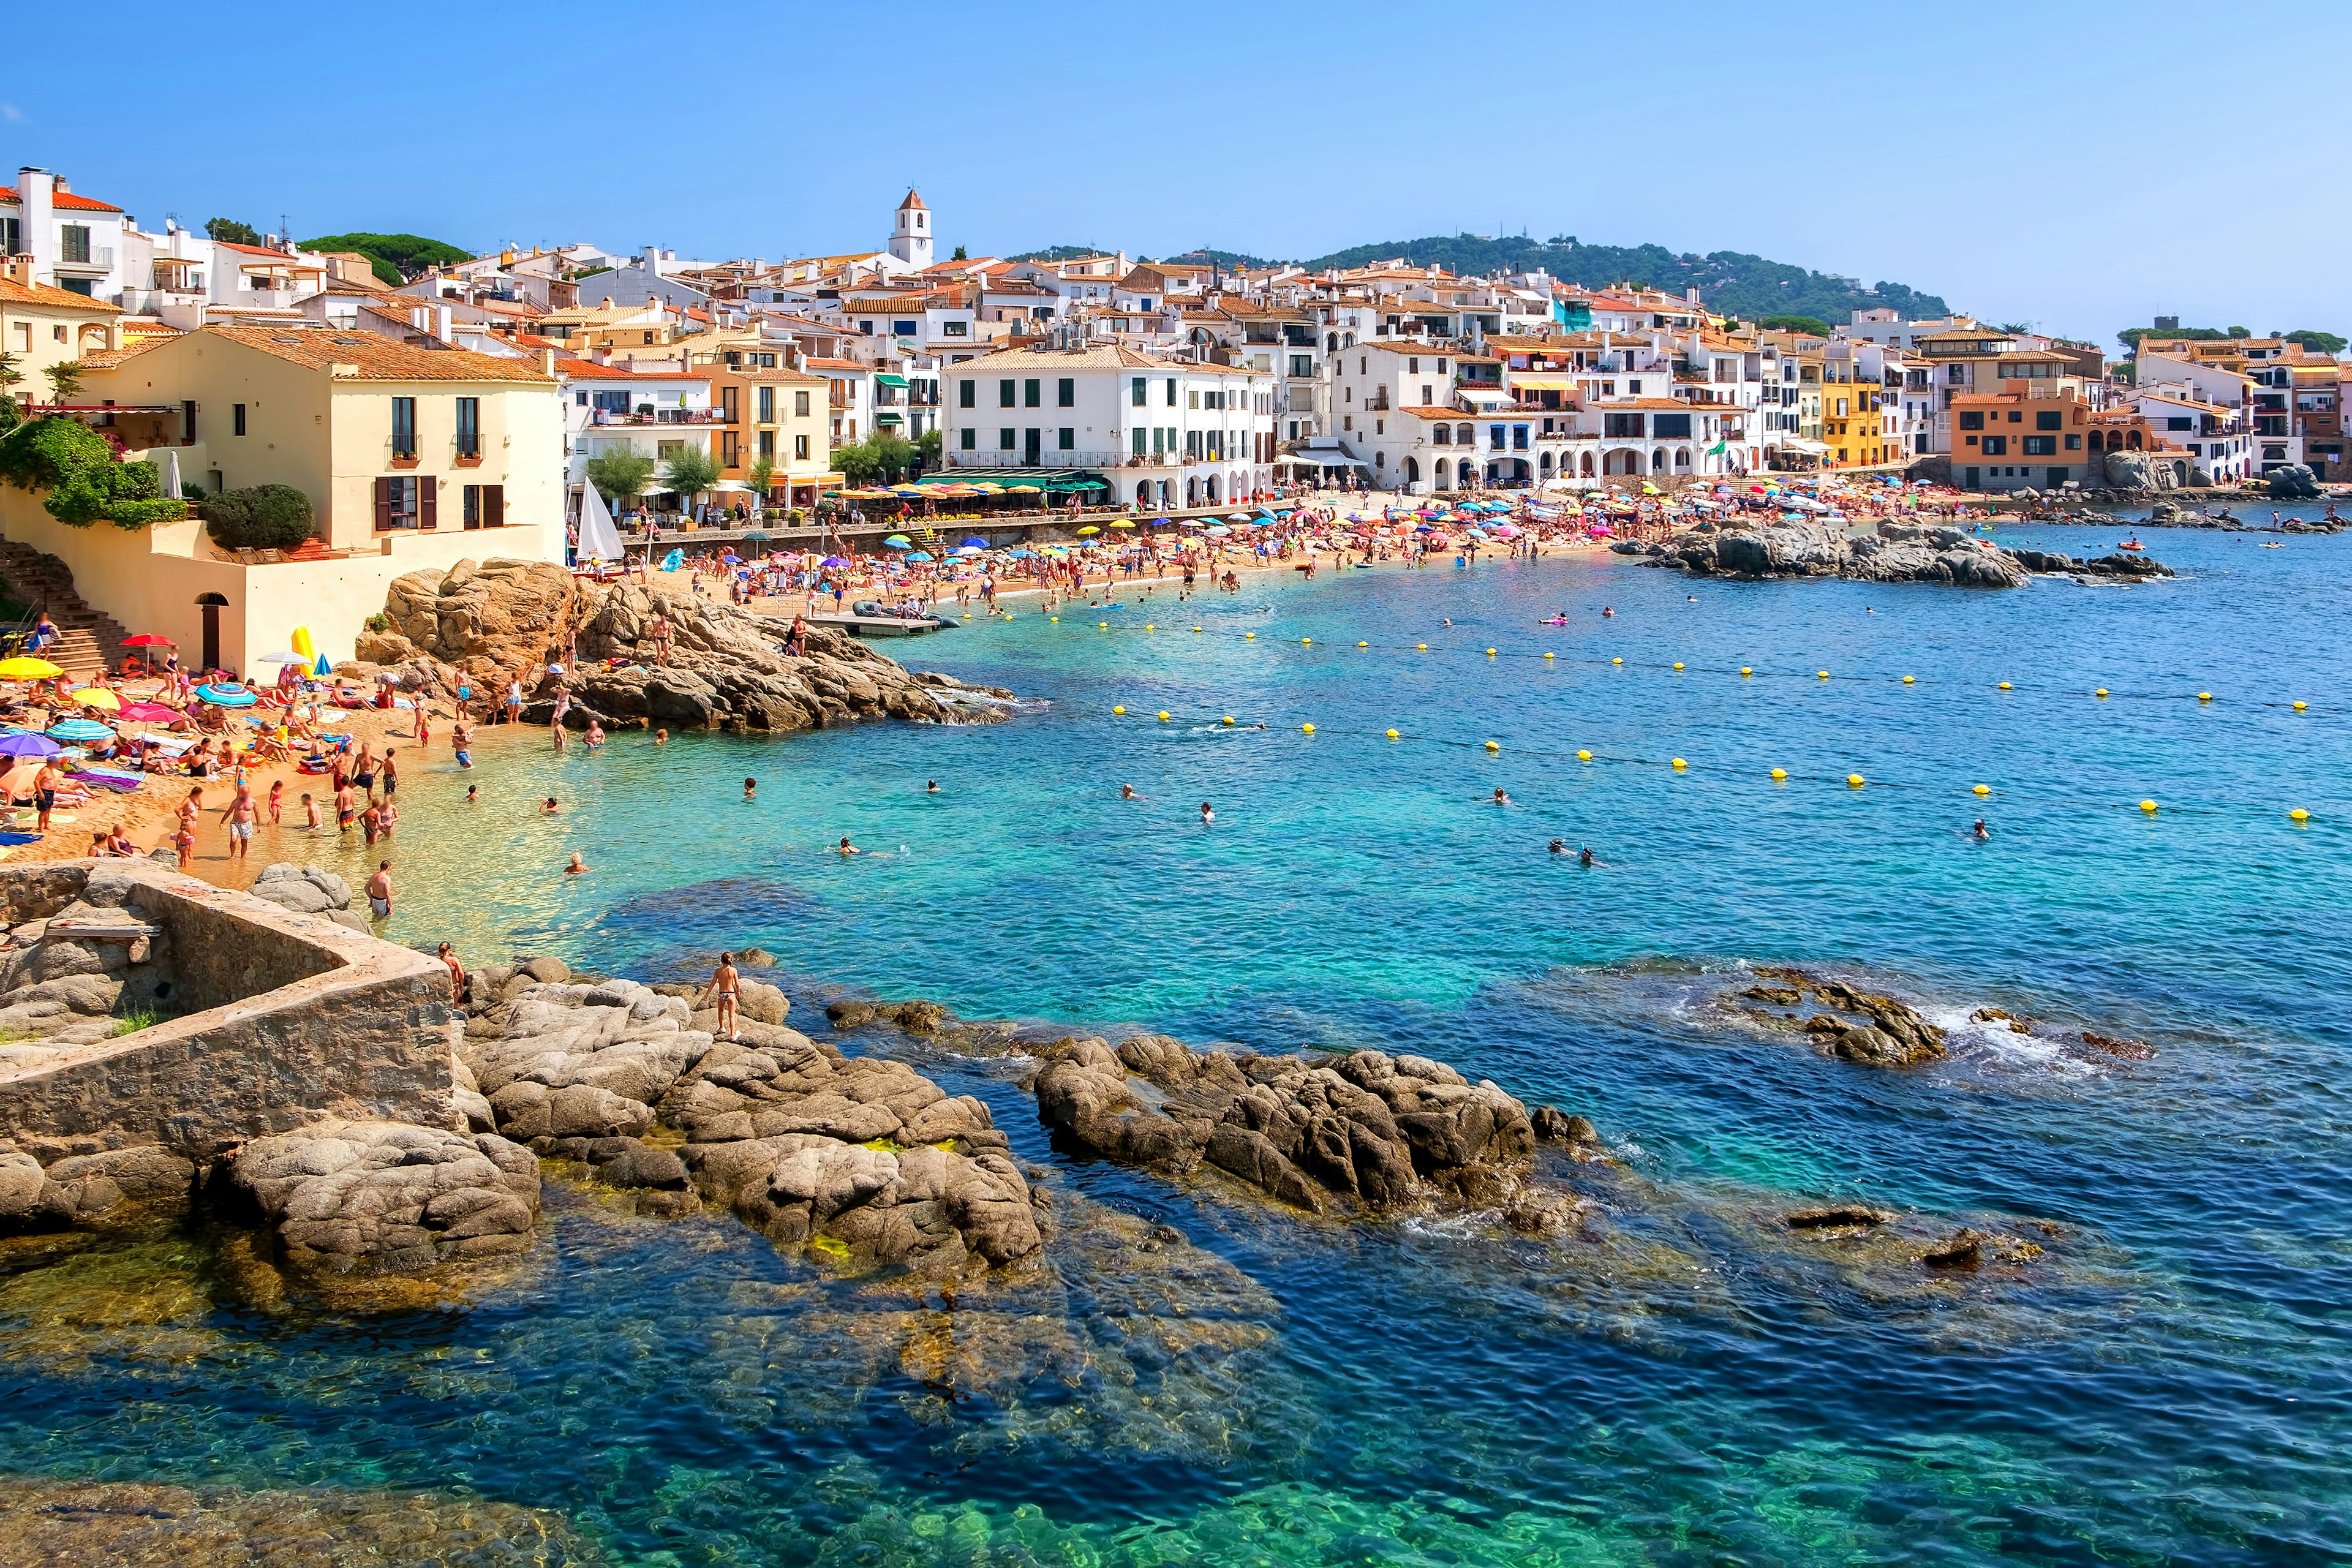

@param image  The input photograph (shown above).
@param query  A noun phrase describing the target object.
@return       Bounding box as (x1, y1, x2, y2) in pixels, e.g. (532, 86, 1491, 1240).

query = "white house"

(940, 345, 1272, 509)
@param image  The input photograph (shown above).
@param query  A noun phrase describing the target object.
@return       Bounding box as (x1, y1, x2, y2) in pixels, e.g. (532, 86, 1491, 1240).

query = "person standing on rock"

(437, 941, 467, 1003)
(649, 611, 674, 665)
(364, 860, 393, 921)
(700, 952, 743, 1042)
(504, 677, 524, 726)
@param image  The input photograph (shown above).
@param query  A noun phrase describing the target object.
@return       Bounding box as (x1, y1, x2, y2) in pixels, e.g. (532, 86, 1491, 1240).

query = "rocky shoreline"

(350, 557, 1016, 733)
(1617, 516, 2173, 588)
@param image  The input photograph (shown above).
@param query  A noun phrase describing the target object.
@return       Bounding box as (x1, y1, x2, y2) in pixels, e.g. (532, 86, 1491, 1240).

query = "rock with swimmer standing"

(355, 558, 1014, 732)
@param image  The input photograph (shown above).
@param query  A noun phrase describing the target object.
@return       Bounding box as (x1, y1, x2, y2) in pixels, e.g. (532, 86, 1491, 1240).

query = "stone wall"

(0, 861, 457, 1161)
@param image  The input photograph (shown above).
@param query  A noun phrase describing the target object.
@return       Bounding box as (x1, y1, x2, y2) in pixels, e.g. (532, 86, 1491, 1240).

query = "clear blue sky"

(6, 1, 2345, 347)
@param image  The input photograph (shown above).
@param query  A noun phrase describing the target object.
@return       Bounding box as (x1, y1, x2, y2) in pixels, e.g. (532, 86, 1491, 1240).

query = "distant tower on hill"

(890, 189, 933, 270)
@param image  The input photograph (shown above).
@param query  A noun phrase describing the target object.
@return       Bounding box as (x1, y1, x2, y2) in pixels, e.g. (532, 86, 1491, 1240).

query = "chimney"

(541, 349, 557, 375)
(51, 176, 67, 194)
(436, 304, 453, 342)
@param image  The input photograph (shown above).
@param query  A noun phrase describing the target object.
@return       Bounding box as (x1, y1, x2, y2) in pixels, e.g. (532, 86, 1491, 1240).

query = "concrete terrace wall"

(0, 861, 458, 1159)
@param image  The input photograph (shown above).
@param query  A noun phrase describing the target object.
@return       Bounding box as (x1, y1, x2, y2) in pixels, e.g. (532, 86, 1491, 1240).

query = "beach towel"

(0, 833, 39, 846)
(70, 769, 143, 792)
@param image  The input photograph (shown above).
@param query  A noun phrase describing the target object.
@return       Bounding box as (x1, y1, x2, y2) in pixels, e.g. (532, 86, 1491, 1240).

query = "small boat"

(2119, 540, 2144, 551)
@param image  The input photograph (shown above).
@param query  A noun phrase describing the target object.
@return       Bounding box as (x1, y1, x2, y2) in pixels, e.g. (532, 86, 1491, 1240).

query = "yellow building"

(1, 262, 121, 394)
(0, 326, 564, 671)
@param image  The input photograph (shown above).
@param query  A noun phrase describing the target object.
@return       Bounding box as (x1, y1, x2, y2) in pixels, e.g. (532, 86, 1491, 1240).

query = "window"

(2065, 434, 2082, 450)
(1187, 390, 1201, 410)
(455, 396, 481, 458)
(1835, 399, 1848, 418)
(461, 483, 503, 529)
(755, 353, 776, 368)
(2166, 417, 2194, 431)
(1290, 355, 1314, 377)
(758, 431, 775, 458)
(794, 434, 810, 460)
(232, 403, 247, 436)
(1130, 377, 1147, 407)
(373, 475, 428, 530)
(1058, 428, 1075, 451)
(1023, 379, 1041, 408)
(2035, 410, 2062, 431)
(999, 428, 1016, 450)
(942, 320, 967, 336)
(1603, 412, 1643, 438)
(959, 379, 978, 409)
(1433, 425, 1450, 445)
(1166, 378, 1177, 406)
(59, 224, 90, 263)
(1000, 380, 1017, 408)
(1958, 411, 1985, 431)
(794, 389, 810, 417)
(1133, 428, 1147, 456)
(722, 432, 740, 467)
(892, 320, 918, 337)
(2023, 435, 2057, 456)
(1653, 413, 1692, 439)
(1981, 435, 2008, 455)
(1057, 377, 1074, 407)
(2006, 410, 2023, 423)
(390, 397, 417, 459)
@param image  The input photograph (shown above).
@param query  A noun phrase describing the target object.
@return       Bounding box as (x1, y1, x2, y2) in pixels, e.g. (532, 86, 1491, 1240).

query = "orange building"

(1948, 383, 2165, 491)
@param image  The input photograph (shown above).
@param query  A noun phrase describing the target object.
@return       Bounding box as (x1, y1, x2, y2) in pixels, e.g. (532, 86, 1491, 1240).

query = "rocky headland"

(350, 556, 1014, 733)
(1618, 516, 2172, 587)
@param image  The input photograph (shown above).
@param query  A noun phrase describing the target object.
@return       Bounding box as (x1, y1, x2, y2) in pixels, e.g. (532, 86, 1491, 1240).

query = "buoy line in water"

(1107, 709, 2332, 824)
(1028, 617, 2339, 715)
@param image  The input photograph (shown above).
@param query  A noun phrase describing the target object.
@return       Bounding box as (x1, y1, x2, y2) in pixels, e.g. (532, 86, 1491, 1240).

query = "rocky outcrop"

(226, 1120, 541, 1276)
(366, 557, 1014, 733)
(0, 1138, 194, 1231)
(244, 861, 368, 934)
(1733, 968, 1947, 1067)
(1640, 517, 2033, 587)
(2266, 464, 2321, 500)
(451, 957, 1041, 1271)
(1030, 1037, 1539, 1215)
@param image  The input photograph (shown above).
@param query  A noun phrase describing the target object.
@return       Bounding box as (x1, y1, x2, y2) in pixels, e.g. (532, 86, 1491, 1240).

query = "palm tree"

(0, 350, 21, 395)
(41, 361, 85, 405)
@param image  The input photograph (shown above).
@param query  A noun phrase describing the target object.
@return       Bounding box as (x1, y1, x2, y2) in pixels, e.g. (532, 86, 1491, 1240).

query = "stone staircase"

(0, 537, 132, 679)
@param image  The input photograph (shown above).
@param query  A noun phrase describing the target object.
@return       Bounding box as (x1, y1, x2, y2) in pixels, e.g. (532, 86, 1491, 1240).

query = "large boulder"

(2267, 464, 2321, 500)
(1030, 1037, 1537, 1215)
(227, 1120, 540, 1275)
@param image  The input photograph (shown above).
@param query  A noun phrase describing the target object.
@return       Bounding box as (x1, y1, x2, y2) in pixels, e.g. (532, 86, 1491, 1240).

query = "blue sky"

(5, 1, 2345, 346)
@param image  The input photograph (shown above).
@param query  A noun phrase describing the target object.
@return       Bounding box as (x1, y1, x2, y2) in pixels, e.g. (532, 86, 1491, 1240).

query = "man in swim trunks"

(700, 951, 742, 1042)
(364, 860, 393, 921)
(452, 715, 474, 770)
(219, 780, 259, 861)
(335, 781, 356, 832)
(32, 761, 61, 834)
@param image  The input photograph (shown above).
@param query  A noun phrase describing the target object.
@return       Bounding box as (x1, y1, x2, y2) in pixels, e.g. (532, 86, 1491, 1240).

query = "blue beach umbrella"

(0, 733, 61, 758)
(46, 718, 115, 742)
(313, 654, 333, 677)
(959, 537, 989, 548)
(905, 551, 934, 562)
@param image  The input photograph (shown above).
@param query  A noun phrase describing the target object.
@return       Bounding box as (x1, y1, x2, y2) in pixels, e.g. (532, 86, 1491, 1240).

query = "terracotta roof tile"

(194, 324, 554, 382)
(0, 275, 122, 313)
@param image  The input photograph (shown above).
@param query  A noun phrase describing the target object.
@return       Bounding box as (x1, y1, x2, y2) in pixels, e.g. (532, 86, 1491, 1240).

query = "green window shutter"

(1000, 380, 1016, 407)
(1058, 378, 1074, 407)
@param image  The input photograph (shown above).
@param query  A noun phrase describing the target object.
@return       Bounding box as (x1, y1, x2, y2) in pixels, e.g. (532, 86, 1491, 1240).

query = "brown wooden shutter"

(484, 485, 503, 528)
(419, 478, 437, 530)
(374, 477, 392, 531)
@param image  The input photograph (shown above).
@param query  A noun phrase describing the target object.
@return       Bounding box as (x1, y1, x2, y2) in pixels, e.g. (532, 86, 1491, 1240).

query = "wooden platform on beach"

(806, 612, 955, 638)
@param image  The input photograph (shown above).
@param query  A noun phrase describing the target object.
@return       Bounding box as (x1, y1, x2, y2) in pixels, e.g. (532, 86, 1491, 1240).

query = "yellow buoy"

(1847, 774, 1865, 788)
(1244, 631, 1254, 639)
(1385, 728, 1400, 739)
(2197, 692, 2211, 702)
(1302, 637, 1312, 645)
(1740, 666, 1753, 677)
(1770, 767, 1788, 780)
(2289, 807, 2311, 822)
(1544, 652, 1555, 660)
(2095, 688, 2109, 698)
(1671, 757, 1687, 770)
(1050, 616, 1059, 622)
(1673, 662, 1685, 671)
(1818, 671, 1831, 680)
(1997, 681, 2012, 690)
(1358, 641, 1368, 648)
(1485, 648, 1497, 657)
(2139, 799, 2158, 813)
(1099, 621, 1109, 629)
(1417, 643, 1428, 651)
(1301, 723, 1315, 734)
(1145, 624, 1155, 631)
(1611, 657, 1624, 665)
(1901, 676, 1915, 685)
(1484, 740, 1500, 752)
(1577, 750, 1593, 762)
(1192, 626, 1202, 633)
(1157, 711, 1171, 722)
(1221, 715, 1235, 725)
(1973, 783, 1991, 796)
(1112, 706, 1126, 715)
(2293, 700, 2308, 711)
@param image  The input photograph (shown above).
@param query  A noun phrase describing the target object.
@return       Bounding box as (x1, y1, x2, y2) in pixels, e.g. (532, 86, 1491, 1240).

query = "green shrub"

(0, 418, 189, 530)
(202, 483, 316, 550)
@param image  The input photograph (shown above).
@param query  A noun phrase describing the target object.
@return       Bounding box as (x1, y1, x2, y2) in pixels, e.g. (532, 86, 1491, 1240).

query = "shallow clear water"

(7, 514, 2351, 1564)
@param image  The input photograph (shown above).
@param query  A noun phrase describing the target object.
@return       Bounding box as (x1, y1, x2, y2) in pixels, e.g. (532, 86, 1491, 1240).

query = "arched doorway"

(1204, 474, 1219, 504)
(1456, 458, 1474, 487)
(195, 592, 228, 672)
(1185, 477, 1199, 507)
(1538, 451, 1553, 475)
(1136, 481, 1152, 506)
(1651, 448, 1668, 473)
(1675, 448, 1692, 470)
(2127, 429, 2142, 449)
(1404, 456, 1420, 483)
(1580, 451, 1594, 477)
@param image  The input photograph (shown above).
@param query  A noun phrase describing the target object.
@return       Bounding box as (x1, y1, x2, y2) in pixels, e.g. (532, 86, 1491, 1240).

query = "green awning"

(874, 374, 909, 387)
(875, 413, 904, 425)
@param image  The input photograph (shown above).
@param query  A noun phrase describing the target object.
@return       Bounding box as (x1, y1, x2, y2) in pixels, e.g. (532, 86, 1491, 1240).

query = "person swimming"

(1490, 788, 1512, 805)
(837, 836, 860, 856)
(1548, 839, 1566, 854)
(1601, 607, 1615, 618)
(744, 777, 757, 801)
(926, 780, 940, 793)
(1199, 801, 1214, 825)
(1580, 846, 1603, 867)
(1973, 820, 1991, 840)
(1121, 784, 1145, 800)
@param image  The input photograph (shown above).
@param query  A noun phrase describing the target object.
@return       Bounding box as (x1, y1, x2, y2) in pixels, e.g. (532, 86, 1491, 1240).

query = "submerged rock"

(1742, 968, 1947, 1068)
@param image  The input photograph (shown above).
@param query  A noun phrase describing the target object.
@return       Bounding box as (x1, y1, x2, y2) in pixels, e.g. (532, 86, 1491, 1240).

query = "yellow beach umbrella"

(69, 688, 122, 710)
(1109, 519, 1136, 528)
(0, 657, 62, 680)
(1076, 525, 1101, 535)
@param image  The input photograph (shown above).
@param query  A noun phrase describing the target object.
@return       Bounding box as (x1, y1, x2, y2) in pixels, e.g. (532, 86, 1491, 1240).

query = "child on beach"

(267, 780, 284, 825)
(302, 793, 321, 831)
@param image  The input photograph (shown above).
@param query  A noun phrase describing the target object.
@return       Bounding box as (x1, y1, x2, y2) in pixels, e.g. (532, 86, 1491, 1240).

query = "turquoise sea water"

(6, 514, 2352, 1564)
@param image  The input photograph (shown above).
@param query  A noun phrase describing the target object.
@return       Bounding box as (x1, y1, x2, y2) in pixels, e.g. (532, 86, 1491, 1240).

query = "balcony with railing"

(587, 408, 726, 426)
(55, 244, 115, 272)
(951, 448, 1130, 470)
